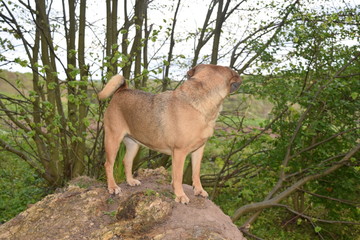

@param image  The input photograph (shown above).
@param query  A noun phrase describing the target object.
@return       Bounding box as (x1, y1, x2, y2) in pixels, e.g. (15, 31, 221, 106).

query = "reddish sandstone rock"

(0, 168, 246, 240)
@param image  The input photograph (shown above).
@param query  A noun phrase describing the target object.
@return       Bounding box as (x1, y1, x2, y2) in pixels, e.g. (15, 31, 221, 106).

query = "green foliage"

(0, 1, 359, 239)
(114, 143, 126, 183)
(0, 151, 49, 223)
(144, 189, 157, 196)
(205, 2, 360, 238)
(103, 210, 116, 217)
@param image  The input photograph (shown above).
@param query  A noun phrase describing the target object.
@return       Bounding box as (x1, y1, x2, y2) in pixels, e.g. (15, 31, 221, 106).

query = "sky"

(0, 0, 358, 81)
(1, 0, 215, 80)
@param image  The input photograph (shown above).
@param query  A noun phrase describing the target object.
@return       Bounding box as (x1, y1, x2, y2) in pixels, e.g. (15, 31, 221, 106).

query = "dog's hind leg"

(191, 144, 208, 198)
(104, 126, 124, 195)
(123, 137, 141, 186)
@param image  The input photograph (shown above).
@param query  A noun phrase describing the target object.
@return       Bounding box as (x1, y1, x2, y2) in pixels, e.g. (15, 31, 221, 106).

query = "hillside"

(0, 69, 272, 122)
(0, 70, 33, 95)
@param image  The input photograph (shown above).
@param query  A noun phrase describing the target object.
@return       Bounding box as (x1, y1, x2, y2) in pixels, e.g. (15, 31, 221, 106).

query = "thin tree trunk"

(211, 0, 231, 64)
(72, 0, 88, 178)
(106, 0, 118, 77)
(121, 0, 132, 79)
(31, 24, 49, 171)
(192, 0, 217, 67)
(132, 0, 145, 89)
(112, 0, 118, 75)
(162, 0, 181, 92)
(36, 0, 64, 185)
(142, 3, 151, 88)
(66, 0, 77, 180)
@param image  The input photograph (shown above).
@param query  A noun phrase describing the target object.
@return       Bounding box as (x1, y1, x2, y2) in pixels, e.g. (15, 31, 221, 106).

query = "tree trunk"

(142, 3, 151, 88)
(72, 0, 88, 178)
(36, 0, 65, 186)
(162, 0, 181, 92)
(132, 0, 145, 89)
(211, 0, 231, 64)
(106, 0, 118, 77)
(192, 0, 217, 67)
(66, 0, 78, 180)
(121, 0, 132, 79)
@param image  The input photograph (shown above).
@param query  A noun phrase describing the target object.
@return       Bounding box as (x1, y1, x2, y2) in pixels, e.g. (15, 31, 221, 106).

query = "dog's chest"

(203, 105, 222, 138)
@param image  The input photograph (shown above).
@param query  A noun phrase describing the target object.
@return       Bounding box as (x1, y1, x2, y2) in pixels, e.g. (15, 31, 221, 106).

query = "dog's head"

(187, 64, 242, 94)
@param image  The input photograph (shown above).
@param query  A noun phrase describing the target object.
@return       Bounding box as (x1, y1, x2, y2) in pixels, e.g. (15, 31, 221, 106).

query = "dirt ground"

(0, 167, 246, 240)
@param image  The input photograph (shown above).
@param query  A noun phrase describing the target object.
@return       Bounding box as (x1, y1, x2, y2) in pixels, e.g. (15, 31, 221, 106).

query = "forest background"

(0, 0, 359, 239)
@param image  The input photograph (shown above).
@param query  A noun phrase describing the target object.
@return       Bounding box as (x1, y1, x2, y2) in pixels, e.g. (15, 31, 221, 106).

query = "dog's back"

(104, 85, 208, 154)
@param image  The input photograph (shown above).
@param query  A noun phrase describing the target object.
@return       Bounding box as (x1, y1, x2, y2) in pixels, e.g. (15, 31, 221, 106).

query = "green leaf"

(351, 92, 358, 100)
(68, 94, 75, 103)
(314, 226, 322, 233)
(163, 60, 170, 66)
(14, 58, 28, 67)
(48, 82, 56, 90)
(68, 49, 77, 58)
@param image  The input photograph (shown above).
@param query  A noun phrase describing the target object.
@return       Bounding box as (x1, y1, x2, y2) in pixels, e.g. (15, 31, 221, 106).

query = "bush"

(0, 152, 49, 223)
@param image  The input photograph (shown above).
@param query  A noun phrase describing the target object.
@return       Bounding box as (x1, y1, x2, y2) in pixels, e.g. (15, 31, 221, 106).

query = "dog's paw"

(108, 185, 121, 195)
(175, 194, 190, 204)
(194, 187, 209, 198)
(127, 178, 141, 187)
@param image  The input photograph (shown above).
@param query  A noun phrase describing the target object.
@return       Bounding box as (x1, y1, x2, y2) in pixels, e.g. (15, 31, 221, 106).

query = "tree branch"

(236, 0, 300, 74)
(0, 138, 42, 175)
(232, 142, 360, 222)
(298, 189, 360, 207)
(0, 99, 30, 132)
(333, 51, 360, 78)
(289, 127, 360, 161)
(275, 204, 360, 225)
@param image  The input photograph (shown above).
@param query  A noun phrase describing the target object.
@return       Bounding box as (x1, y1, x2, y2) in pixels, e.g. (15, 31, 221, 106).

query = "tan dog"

(98, 64, 241, 204)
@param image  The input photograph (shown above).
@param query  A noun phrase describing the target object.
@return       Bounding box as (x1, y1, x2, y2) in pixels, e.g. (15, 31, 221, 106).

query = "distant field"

(222, 94, 272, 122)
(0, 70, 272, 124)
(0, 70, 33, 95)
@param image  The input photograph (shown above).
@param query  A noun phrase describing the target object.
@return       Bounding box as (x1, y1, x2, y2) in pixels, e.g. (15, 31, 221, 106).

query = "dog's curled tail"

(98, 75, 126, 100)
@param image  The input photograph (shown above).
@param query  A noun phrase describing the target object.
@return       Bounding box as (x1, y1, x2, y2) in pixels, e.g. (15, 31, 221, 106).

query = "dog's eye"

(230, 82, 241, 93)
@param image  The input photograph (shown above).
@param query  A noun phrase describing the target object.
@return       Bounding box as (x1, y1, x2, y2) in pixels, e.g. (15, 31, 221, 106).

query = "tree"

(162, 0, 181, 91)
(0, 0, 91, 185)
(191, 0, 243, 67)
(106, 0, 119, 76)
(1, 1, 359, 237)
(210, 2, 359, 237)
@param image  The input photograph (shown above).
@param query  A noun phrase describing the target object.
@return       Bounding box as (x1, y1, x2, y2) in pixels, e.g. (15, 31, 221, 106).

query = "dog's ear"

(187, 64, 206, 79)
(187, 67, 196, 79)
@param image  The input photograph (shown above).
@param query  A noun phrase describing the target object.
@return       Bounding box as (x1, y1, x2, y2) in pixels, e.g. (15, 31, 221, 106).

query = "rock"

(0, 168, 246, 240)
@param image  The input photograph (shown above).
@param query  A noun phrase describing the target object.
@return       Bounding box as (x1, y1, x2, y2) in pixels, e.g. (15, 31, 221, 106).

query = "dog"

(98, 64, 242, 204)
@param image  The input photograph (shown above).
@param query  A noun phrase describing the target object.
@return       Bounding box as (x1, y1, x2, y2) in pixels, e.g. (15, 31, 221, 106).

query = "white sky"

(1, 0, 358, 81)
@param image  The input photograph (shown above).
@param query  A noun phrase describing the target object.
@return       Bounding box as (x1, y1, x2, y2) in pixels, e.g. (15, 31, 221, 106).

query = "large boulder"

(0, 168, 246, 240)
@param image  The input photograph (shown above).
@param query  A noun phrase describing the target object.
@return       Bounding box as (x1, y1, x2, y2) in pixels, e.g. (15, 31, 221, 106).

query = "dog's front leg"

(172, 149, 190, 204)
(191, 144, 208, 198)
